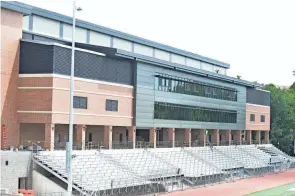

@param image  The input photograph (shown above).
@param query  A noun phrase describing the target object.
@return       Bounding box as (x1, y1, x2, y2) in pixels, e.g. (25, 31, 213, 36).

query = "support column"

(149, 128, 156, 148)
(246, 130, 252, 145)
(104, 126, 113, 149)
(199, 129, 206, 146)
(128, 126, 136, 149)
(184, 128, 191, 147)
(76, 125, 86, 150)
(255, 130, 261, 144)
(225, 130, 231, 145)
(211, 129, 220, 146)
(233, 130, 242, 145)
(265, 131, 270, 144)
(168, 128, 175, 148)
(45, 123, 55, 151)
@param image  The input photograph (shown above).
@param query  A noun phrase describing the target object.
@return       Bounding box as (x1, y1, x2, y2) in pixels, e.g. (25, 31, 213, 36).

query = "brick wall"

(1, 8, 23, 147)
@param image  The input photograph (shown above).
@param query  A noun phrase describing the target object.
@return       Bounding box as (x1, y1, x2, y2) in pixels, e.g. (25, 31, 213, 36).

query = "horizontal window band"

(17, 110, 133, 119)
(155, 73, 238, 92)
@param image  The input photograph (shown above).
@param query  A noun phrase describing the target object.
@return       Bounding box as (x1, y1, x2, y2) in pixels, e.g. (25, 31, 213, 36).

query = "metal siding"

(246, 88, 270, 106)
(53, 46, 134, 85)
(135, 62, 246, 129)
(19, 42, 54, 74)
(19, 41, 134, 86)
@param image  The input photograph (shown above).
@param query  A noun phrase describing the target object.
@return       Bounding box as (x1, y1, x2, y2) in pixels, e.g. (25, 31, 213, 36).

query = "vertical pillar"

(225, 130, 231, 145)
(255, 130, 261, 144)
(211, 129, 219, 146)
(265, 131, 269, 144)
(149, 128, 156, 148)
(45, 124, 55, 151)
(76, 125, 86, 150)
(233, 130, 242, 145)
(168, 128, 175, 148)
(199, 129, 206, 146)
(184, 128, 191, 147)
(128, 126, 136, 149)
(104, 126, 113, 149)
(246, 130, 252, 145)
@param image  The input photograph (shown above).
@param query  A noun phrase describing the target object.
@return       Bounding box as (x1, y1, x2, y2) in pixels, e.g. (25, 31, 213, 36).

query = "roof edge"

(10, 1, 230, 68)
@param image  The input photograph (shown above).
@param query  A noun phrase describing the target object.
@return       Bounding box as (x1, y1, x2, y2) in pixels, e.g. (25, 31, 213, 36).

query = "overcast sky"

(19, 0, 295, 86)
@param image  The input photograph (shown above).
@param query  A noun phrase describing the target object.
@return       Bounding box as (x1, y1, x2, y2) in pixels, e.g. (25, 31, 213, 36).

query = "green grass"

(246, 182, 295, 196)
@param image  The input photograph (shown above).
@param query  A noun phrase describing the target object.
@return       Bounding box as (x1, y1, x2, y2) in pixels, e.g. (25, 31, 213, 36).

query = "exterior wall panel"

(246, 104, 270, 131)
(32, 15, 60, 38)
(63, 23, 87, 43)
(113, 37, 132, 51)
(135, 62, 246, 129)
(134, 43, 153, 57)
(89, 31, 111, 47)
(154, 49, 170, 61)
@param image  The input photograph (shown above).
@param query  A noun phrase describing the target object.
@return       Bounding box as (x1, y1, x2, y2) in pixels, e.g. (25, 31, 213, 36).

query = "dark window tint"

(250, 114, 255, 121)
(154, 102, 237, 123)
(106, 99, 118, 111)
(155, 74, 238, 102)
(73, 96, 87, 109)
(261, 115, 265, 122)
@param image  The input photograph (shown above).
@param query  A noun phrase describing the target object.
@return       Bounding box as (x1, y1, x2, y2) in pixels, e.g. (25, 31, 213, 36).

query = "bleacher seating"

(33, 144, 295, 195)
(187, 147, 244, 171)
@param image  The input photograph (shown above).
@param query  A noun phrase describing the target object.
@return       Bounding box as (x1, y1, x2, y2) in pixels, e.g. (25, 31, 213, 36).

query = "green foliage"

(265, 82, 295, 156)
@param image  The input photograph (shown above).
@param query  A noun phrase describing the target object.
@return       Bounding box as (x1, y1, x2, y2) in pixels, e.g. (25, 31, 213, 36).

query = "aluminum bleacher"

(32, 144, 295, 196)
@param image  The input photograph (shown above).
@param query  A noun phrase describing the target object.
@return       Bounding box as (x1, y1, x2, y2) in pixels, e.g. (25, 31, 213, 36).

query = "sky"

(19, 0, 295, 86)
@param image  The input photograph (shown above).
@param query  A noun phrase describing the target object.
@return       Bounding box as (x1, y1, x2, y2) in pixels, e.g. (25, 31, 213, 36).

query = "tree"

(265, 82, 295, 156)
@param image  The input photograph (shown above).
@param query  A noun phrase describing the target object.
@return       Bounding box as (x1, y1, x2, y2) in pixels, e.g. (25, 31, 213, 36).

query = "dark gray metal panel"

(19, 41, 54, 74)
(19, 41, 134, 86)
(135, 62, 247, 129)
(246, 88, 270, 106)
(53, 46, 134, 85)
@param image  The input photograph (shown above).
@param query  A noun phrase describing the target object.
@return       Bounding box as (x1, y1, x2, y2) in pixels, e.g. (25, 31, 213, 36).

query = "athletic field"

(247, 182, 295, 196)
(164, 170, 295, 196)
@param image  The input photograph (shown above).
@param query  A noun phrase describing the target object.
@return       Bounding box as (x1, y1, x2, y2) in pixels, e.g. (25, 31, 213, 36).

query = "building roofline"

(21, 38, 261, 88)
(2, 1, 230, 68)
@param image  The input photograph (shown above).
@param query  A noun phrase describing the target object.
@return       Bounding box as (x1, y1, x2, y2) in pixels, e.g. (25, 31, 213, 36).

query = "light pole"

(67, 1, 82, 195)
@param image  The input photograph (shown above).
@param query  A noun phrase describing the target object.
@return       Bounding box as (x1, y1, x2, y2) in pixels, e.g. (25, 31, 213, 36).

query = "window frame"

(250, 114, 255, 122)
(73, 96, 88, 109)
(106, 99, 118, 112)
(260, 115, 265, 122)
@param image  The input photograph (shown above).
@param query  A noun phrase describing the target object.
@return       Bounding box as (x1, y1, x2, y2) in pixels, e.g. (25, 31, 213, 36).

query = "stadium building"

(1, 1, 271, 151)
(2, 2, 291, 196)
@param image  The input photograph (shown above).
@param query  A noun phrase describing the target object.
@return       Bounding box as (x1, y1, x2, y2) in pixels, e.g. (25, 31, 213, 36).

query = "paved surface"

(163, 170, 295, 196)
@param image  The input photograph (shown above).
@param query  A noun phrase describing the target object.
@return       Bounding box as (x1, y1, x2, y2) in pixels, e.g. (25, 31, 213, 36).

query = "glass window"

(250, 114, 255, 121)
(73, 96, 87, 109)
(154, 102, 237, 123)
(106, 99, 118, 111)
(260, 115, 265, 122)
(155, 75, 237, 102)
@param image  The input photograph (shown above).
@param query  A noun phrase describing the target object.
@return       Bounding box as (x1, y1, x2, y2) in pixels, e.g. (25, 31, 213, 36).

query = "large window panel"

(33, 16, 60, 38)
(89, 31, 111, 47)
(155, 49, 170, 61)
(63, 24, 87, 43)
(113, 37, 132, 51)
(201, 62, 214, 72)
(134, 43, 153, 57)
(186, 58, 201, 69)
(154, 102, 237, 123)
(155, 74, 238, 102)
(171, 54, 185, 65)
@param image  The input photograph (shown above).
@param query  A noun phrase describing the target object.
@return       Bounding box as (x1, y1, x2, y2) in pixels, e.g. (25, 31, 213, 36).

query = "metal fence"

(32, 144, 295, 196)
